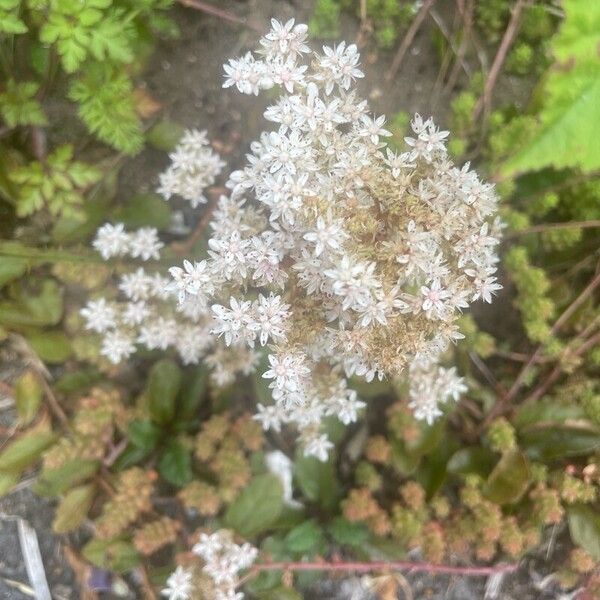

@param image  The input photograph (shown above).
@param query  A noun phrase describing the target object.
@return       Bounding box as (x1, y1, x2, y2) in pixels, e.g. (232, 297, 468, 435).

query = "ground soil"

(0, 1, 569, 598)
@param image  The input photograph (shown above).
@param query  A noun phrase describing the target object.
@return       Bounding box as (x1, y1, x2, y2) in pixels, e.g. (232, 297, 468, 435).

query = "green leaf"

(568, 504, 600, 561)
(69, 65, 143, 155)
(503, 68, 600, 174)
(53, 484, 95, 533)
(51, 192, 112, 244)
(271, 505, 306, 530)
(520, 423, 600, 460)
(26, 330, 72, 363)
(175, 366, 208, 425)
(294, 452, 339, 512)
(258, 588, 303, 600)
(416, 437, 458, 498)
(0, 470, 20, 497)
(128, 419, 161, 451)
(0, 80, 47, 127)
(29, 42, 50, 76)
(23, 279, 63, 325)
(389, 439, 420, 475)
(147, 359, 182, 424)
(0, 279, 63, 327)
(447, 447, 496, 477)
(0, 430, 56, 472)
(553, 0, 600, 63)
(14, 370, 42, 426)
(284, 520, 324, 554)
(482, 450, 531, 505)
(246, 571, 284, 596)
(157, 441, 192, 487)
(9, 145, 99, 219)
(82, 537, 140, 573)
(503, 0, 600, 174)
(225, 474, 284, 537)
(404, 418, 445, 456)
(35, 459, 100, 497)
(360, 535, 406, 560)
(112, 443, 151, 471)
(514, 399, 586, 428)
(114, 193, 172, 230)
(88, 11, 133, 64)
(146, 120, 185, 151)
(0, 251, 28, 287)
(54, 368, 100, 395)
(328, 517, 369, 547)
(58, 37, 88, 73)
(0, 13, 27, 35)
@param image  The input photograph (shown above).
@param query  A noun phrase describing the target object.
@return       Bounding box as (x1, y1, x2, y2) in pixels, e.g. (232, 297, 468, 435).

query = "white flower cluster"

(163, 19, 502, 453)
(81, 223, 259, 384)
(162, 531, 257, 600)
(92, 222, 164, 261)
(407, 358, 468, 423)
(82, 19, 502, 460)
(157, 129, 226, 207)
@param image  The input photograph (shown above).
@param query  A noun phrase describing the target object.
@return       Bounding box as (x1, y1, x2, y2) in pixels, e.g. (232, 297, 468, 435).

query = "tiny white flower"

(303, 433, 334, 462)
(161, 566, 193, 600)
(80, 298, 116, 333)
(101, 330, 135, 364)
(128, 227, 163, 261)
(92, 223, 130, 259)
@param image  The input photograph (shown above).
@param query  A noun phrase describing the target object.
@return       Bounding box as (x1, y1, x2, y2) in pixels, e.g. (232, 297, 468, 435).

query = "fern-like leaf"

(0, 0, 28, 34)
(39, 0, 134, 73)
(9, 144, 101, 218)
(0, 80, 47, 127)
(69, 65, 143, 155)
(88, 9, 134, 64)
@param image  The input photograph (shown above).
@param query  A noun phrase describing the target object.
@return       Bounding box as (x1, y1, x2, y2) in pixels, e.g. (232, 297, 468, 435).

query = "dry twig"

(482, 266, 600, 429)
(176, 0, 261, 32)
(430, 6, 471, 101)
(171, 187, 224, 255)
(444, 0, 474, 94)
(472, 0, 528, 121)
(524, 329, 600, 405)
(385, 0, 436, 83)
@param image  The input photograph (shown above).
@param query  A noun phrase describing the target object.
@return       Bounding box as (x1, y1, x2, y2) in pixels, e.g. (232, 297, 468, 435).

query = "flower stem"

(246, 558, 518, 578)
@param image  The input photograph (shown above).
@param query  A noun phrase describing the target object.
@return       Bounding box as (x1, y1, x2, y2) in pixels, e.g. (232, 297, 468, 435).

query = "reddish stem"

(177, 0, 262, 32)
(524, 329, 600, 405)
(385, 0, 437, 83)
(472, 0, 527, 121)
(482, 267, 600, 429)
(247, 559, 518, 578)
(170, 188, 223, 255)
(444, 0, 473, 94)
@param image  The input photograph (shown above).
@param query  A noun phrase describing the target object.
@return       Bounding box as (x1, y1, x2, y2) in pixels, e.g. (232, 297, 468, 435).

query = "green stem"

(0, 242, 103, 264)
(124, 8, 142, 24)
(0, 241, 178, 267)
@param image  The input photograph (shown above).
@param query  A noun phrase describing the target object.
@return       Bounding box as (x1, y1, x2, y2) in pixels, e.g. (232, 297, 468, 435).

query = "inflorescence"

(82, 19, 502, 461)
(162, 531, 257, 600)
